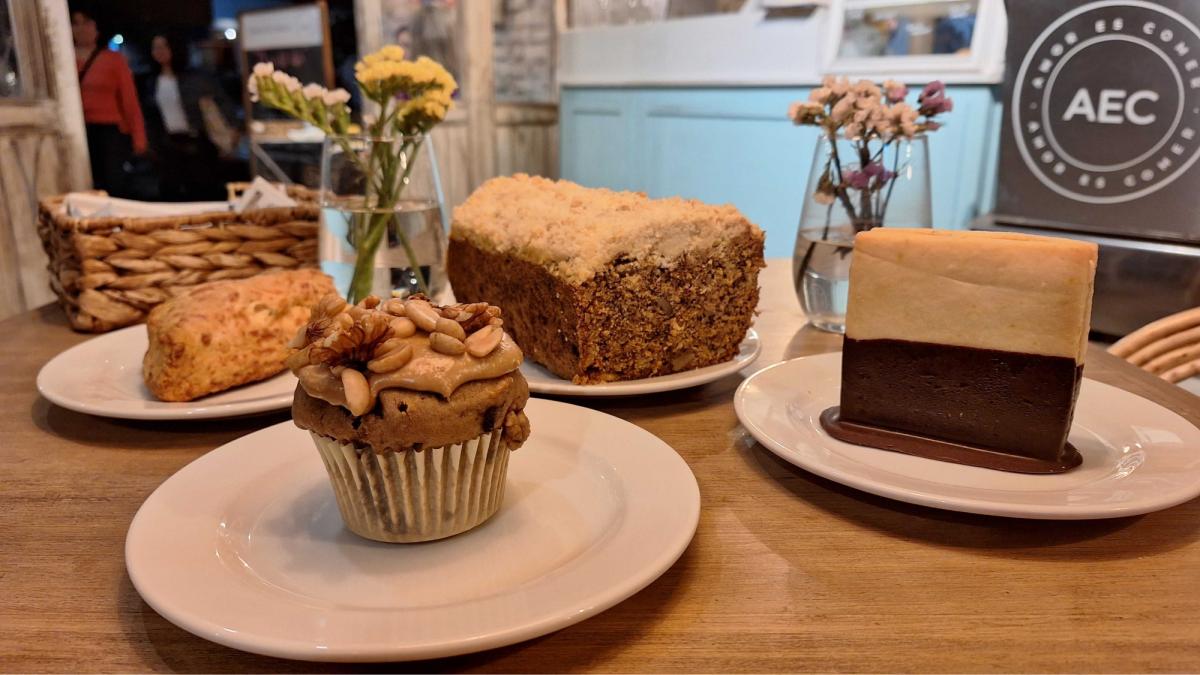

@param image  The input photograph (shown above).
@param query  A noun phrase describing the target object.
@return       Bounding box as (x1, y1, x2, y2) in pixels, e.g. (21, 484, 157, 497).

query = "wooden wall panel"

(495, 104, 559, 180)
(429, 118, 471, 213)
(496, 123, 558, 179)
(0, 0, 89, 321)
(0, 106, 69, 319)
(429, 101, 559, 215)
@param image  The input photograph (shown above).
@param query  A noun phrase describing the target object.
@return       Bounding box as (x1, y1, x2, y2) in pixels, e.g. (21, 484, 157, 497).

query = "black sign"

(997, 0, 1200, 242)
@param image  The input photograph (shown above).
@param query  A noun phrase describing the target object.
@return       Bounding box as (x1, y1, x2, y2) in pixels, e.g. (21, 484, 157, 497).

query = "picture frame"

(824, 0, 1006, 84)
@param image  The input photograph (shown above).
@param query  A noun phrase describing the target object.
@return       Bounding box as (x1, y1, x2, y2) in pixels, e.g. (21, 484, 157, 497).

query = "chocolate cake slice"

(821, 229, 1098, 474)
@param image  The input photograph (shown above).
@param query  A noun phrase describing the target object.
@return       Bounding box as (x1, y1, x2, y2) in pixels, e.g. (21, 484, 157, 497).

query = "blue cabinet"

(561, 86, 1003, 257)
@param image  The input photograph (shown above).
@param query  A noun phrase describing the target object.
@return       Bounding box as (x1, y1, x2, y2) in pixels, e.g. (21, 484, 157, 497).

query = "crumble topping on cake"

(448, 175, 765, 384)
(451, 174, 763, 284)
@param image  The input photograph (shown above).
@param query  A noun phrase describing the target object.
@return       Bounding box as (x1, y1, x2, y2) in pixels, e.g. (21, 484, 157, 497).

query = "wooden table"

(4, 260, 1200, 673)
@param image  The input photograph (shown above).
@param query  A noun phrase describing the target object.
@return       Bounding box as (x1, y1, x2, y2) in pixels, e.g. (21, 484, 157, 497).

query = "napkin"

(230, 177, 299, 213)
(64, 193, 231, 218)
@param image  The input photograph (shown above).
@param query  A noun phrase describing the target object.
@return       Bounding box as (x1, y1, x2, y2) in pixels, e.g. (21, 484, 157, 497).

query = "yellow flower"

(377, 45, 405, 61)
(414, 56, 457, 92)
(356, 54, 458, 105)
(394, 89, 454, 134)
(357, 44, 406, 71)
(350, 48, 457, 134)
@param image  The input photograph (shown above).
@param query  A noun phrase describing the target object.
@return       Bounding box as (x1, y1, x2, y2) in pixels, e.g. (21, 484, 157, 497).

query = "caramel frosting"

(286, 294, 523, 415)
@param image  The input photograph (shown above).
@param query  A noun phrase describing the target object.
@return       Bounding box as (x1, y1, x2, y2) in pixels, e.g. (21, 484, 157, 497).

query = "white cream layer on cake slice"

(845, 229, 1098, 363)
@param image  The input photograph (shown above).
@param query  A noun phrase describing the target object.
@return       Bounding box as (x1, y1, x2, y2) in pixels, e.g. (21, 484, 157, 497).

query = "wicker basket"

(37, 183, 321, 332)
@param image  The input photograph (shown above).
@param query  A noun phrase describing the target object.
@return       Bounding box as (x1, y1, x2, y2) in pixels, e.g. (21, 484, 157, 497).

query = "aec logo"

(1012, 0, 1200, 204)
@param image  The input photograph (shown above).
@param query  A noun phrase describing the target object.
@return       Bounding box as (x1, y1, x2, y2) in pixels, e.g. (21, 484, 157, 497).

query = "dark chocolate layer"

(838, 337, 1083, 468)
(820, 407, 1082, 474)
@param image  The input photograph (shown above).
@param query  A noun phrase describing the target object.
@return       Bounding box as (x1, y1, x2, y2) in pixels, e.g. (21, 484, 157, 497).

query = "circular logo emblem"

(1012, 0, 1200, 204)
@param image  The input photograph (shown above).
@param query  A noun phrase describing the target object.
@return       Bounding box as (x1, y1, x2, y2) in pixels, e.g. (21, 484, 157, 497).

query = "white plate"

(36, 324, 295, 420)
(734, 352, 1200, 520)
(125, 399, 700, 662)
(522, 328, 761, 396)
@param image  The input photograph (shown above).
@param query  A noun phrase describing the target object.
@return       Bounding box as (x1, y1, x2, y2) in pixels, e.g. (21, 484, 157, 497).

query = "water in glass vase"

(794, 235, 854, 333)
(319, 199, 449, 302)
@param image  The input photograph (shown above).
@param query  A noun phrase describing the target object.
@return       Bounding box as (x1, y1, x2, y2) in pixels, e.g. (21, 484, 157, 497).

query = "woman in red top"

(72, 7, 146, 197)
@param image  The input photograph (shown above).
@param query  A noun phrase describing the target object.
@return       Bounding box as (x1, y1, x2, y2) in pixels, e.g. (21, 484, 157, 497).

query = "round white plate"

(522, 328, 760, 396)
(37, 324, 295, 420)
(734, 352, 1200, 520)
(125, 399, 700, 662)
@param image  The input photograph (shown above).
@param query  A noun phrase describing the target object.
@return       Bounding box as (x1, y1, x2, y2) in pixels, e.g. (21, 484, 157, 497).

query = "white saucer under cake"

(37, 325, 294, 420)
(522, 329, 760, 396)
(734, 352, 1200, 520)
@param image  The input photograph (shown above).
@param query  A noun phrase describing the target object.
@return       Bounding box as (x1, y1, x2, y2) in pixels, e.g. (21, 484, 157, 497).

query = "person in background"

(140, 33, 235, 201)
(71, 6, 146, 197)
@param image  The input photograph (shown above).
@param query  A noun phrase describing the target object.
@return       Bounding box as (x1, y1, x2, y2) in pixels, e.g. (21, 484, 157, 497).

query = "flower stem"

(880, 141, 902, 224)
(391, 140, 429, 295)
(347, 209, 389, 303)
(343, 137, 430, 302)
(828, 137, 859, 224)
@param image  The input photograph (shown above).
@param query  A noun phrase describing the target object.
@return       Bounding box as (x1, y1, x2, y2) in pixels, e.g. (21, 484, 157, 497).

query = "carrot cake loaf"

(447, 175, 765, 384)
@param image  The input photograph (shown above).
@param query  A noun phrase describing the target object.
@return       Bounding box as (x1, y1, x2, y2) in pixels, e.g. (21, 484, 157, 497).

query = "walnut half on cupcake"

(286, 293, 531, 543)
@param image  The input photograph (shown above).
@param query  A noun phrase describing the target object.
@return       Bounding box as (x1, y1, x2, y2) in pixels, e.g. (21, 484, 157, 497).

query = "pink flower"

(884, 80, 908, 103)
(918, 80, 953, 116)
(844, 170, 871, 190)
(863, 161, 896, 185)
(919, 81, 945, 99)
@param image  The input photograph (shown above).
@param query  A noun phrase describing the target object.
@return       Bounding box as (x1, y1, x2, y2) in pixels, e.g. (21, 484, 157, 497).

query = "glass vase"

(792, 134, 932, 333)
(319, 134, 449, 304)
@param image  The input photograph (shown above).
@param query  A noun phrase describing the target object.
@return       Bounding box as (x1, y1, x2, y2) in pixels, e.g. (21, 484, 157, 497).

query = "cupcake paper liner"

(311, 428, 512, 543)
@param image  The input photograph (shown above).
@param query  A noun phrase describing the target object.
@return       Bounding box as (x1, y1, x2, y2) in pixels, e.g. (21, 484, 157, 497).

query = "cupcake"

(286, 293, 531, 543)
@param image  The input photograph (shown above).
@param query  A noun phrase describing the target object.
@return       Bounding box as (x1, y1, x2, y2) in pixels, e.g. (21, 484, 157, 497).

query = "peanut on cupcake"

(287, 293, 531, 543)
